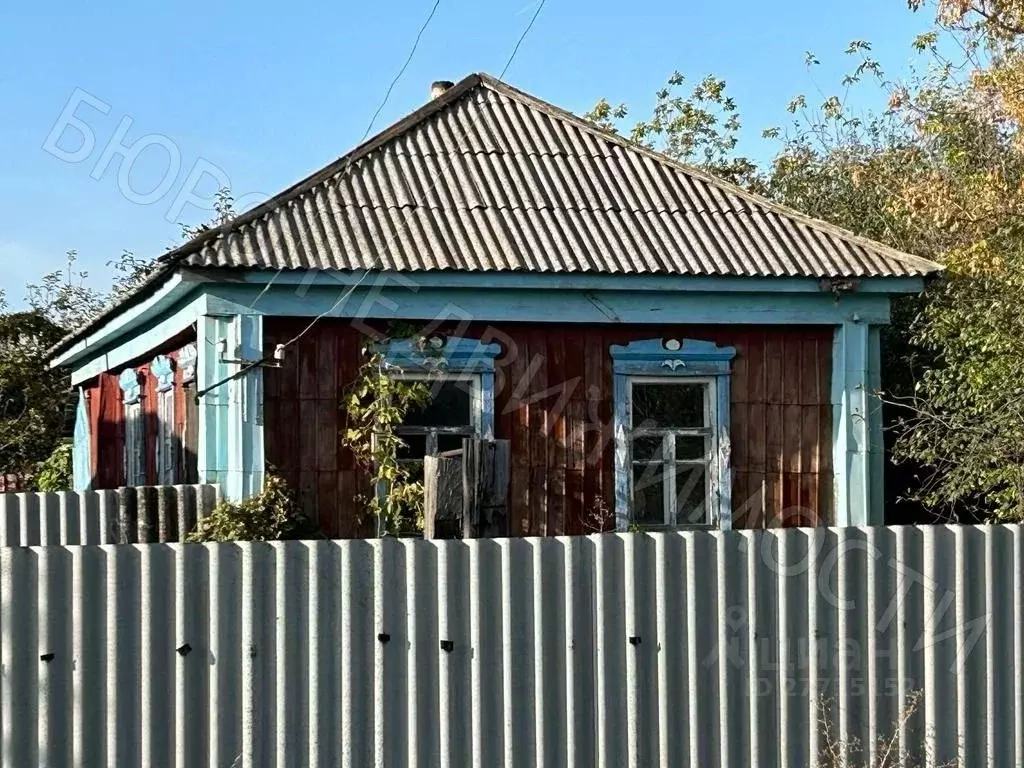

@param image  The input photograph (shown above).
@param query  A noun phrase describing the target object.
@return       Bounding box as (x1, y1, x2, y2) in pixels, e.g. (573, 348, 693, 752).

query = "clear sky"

(0, 0, 933, 304)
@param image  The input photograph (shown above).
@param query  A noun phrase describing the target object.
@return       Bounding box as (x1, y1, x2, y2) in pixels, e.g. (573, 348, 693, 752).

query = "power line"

(500, 0, 547, 79)
(195, 268, 376, 402)
(274, 0, 551, 360)
(362, 0, 442, 141)
(202, 0, 548, 401)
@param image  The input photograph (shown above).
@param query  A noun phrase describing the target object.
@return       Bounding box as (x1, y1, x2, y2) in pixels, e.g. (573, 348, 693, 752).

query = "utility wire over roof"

(162, 72, 940, 279)
(48, 72, 942, 361)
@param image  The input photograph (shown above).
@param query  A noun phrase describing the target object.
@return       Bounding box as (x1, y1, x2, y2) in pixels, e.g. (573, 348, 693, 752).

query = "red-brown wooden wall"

(263, 318, 834, 538)
(83, 331, 197, 489)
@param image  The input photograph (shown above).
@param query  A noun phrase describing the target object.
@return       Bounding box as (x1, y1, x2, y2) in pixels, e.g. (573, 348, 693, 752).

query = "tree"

(587, 4, 1024, 521)
(0, 189, 237, 486)
(0, 310, 67, 483)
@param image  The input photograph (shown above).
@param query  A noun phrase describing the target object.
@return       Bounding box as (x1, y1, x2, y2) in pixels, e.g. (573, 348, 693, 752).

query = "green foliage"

(341, 349, 432, 535)
(586, 6, 1024, 521)
(32, 443, 73, 492)
(186, 474, 322, 542)
(586, 72, 762, 189)
(0, 311, 67, 478)
(0, 190, 234, 483)
(179, 188, 235, 242)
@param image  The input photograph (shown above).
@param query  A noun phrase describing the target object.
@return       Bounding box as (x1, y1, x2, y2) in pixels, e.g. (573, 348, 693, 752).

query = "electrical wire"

(500, 0, 547, 79)
(199, 0, 547, 401)
(363, 0, 442, 141)
(195, 269, 375, 401)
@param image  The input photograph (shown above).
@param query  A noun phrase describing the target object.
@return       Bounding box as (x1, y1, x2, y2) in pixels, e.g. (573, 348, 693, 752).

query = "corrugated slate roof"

(50, 73, 942, 363)
(164, 73, 940, 279)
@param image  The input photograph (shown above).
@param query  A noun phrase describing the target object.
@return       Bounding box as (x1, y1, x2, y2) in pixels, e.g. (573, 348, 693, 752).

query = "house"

(48, 73, 942, 538)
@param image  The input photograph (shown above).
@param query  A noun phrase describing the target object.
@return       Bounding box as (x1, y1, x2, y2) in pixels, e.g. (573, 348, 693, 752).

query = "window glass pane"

(632, 463, 665, 525)
(397, 433, 427, 460)
(403, 380, 473, 428)
(437, 434, 467, 454)
(675, 464, 708, 525)
(632, 383, 704, 429)
(675, 435, 707, 461)
(631, 435, 665, 461)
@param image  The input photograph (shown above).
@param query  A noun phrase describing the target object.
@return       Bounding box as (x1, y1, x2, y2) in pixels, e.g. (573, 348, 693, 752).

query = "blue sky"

(0, 0, 933, 305)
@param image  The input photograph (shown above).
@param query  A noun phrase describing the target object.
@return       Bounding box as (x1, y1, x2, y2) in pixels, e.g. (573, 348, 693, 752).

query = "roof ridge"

(472, 73, 943, 276)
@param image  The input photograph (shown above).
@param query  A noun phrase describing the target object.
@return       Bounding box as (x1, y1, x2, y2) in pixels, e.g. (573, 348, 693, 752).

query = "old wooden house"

(49, 73, 942, 538)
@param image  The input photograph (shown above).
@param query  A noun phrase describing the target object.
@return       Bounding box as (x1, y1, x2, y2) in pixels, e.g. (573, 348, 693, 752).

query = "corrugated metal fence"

(1, 525, 1021, 767)
(0, 485, 219, 546)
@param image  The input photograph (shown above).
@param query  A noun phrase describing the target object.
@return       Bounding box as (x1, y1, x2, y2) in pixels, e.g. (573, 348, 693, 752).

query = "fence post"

(424, 453, 463, 539)
(462, 438, 510, 538)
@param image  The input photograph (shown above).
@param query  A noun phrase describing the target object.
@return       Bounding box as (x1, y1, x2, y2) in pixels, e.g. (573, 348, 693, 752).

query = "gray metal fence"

(0, 525, 1021, 767)
(0, 485, 219, 546)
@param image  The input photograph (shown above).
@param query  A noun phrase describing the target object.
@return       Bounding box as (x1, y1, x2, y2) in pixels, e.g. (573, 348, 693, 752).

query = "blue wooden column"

(198, 315, 232, 489)
(831, 321, 883, 525)
(72, 388, 92, 491)
(229, 314, 265, 500)
(198, 313, 265, 500)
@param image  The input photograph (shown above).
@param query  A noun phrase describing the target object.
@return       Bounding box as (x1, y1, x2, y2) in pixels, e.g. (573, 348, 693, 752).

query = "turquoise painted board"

(72, 389, 91, 492)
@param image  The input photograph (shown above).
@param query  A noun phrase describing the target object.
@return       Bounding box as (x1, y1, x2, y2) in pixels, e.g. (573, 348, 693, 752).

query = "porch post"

(197, 315, 232, 490)
(198, 313, 265, 500)
(831, 321, 882, 525)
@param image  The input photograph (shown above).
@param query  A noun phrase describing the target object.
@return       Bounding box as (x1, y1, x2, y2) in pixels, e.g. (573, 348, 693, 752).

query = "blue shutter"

(72, 389, 91, 491)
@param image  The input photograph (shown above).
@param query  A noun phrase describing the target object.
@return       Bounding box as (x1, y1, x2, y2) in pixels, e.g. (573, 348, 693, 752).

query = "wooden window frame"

(118, 369, 146, 487)
(610, 338, 736, 531)
(628, 376, 717, 527)
(153, 355, 177, 486)
(391, 372, 483, 456)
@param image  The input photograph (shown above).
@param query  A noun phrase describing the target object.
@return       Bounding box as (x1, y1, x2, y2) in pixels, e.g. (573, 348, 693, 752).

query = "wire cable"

(500, 0, 547, 79)
(200, 0, 547, 400)
(363, 0, 442, 141)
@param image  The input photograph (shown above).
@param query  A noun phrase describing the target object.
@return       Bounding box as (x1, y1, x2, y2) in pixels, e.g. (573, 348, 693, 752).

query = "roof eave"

(48, 269, 197, 369)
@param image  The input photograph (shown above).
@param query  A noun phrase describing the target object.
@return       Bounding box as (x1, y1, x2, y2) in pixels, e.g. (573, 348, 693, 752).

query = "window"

(396, 374, 481, 459)
(152, 355, 177, 485)
(611, 338, 736, 531)
(118, 369, 146, 486)
(380, 335, 501, 494)
(630, 378, 715, 526)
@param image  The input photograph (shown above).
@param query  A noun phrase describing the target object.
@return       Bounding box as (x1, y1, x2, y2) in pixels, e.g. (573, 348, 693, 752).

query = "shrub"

(186, 474, 323, 542)
(32, 442, 73, 492)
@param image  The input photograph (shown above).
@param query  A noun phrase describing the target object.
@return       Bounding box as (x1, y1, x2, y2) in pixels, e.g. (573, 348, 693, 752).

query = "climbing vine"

(341, 347, 432, 535)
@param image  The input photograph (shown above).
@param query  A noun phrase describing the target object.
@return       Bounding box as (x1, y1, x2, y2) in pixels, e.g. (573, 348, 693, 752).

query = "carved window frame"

(610, 338, 736, 531)
(119, 369, 146, 487)
(152, 355, 177, 486)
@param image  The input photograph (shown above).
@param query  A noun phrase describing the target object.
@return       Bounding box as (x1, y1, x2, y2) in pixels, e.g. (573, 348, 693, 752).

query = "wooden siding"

(263, 319, 834, 538)
(84, 333, 197, 490)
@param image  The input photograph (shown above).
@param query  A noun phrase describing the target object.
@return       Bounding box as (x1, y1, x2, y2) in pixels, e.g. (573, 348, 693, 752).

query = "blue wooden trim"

(480, 371, 496, 440)
(611, 337, 736, 374)
(379, 336, 502, 374)
(610, 337, 736, 531)
(832, 322, 872, 526)
(151, 355, 175, 392)
(72, 389, 91, 492)
(206, 283, 894, 326)
(230, 269, 927, 295)
(198, 315, 232, 489)
(868, 326, 884, 525)
(716, 375, 732, 530)
(51, 273, 196, 368)
(379, 336, 501, 440)
(235, 314, 265, 500)
(613, 372, 630, 530)
(118, 369, 142, 404)
(68, 294, 206, 385)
